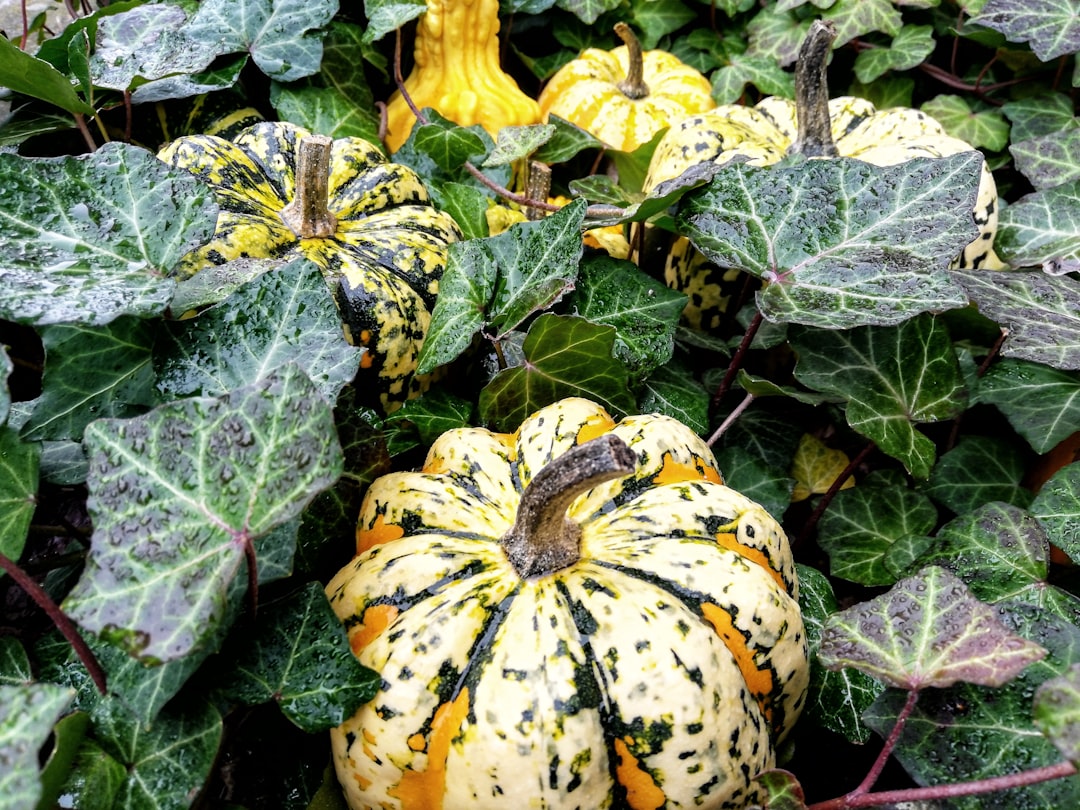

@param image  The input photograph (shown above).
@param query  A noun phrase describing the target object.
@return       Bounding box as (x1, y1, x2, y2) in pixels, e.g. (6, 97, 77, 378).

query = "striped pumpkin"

(158, 121, 461, 410)
(326, 397, 809, 809)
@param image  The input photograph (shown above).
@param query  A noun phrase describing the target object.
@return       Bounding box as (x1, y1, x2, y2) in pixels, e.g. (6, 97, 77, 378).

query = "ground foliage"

(1, 0, 1080, 807)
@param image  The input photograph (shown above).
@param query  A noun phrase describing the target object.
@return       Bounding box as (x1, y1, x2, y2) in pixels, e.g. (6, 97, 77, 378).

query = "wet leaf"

(797, 564, 885, 744)
(270, 84, 382, 143)
(0, 143, 217, 327)
(0, 34, 95, 116)
(819, 565, 1047, 689)
(921, 95, 1011, 152)
(0, 683, 74, 810)
(975, 359, 1080, 454)
(0, 637, 32, 685)
(0, 427, 39, 568)
(972, 0, 1080, 62)
(155, 259, 362, 405)
(715, 446, 794, 522)
(413, 117, 488, 173)
(995, 181, 1080, 270)
(361, 0, 428, 43)
(386, 389, 474, 446)
(710, 54, 794, 104)
(1010, 130, 1080, 191)
(790, 315, 967, 478)
(922, 435, 1034, 514)
(636, 359, 710, 436)
(1031, 462, 1080, 564)
(953, 270, 1080, 371)
(1001, 93, 1078, 143)
(63, 365, 343, 664)
(483, 124, 558, 167)
(749, 769, 807, 809)
(821, 0, 903, 48)
(853, 25, 935, 84)
(789, 433, 857, 502)
(1034, 663, 1080, 766)
(38, 711, 89, 810)
(532, 115, 605, 165)
(54, 738, 125, 810)
(677, 155, 979, 329)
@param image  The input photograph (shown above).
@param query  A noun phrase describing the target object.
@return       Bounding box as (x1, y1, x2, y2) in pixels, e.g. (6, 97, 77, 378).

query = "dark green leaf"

(853, 26, 935, 84)
(1034, 663, 1080, 766)
(0, 683, 74, 810)
(0, 143, 217, 327)
(749, 769, 806, 809)
(22, 318, 157, 442)
(953, 270, 1080, 371)
(63, 365, 343, 664)
(923, 435, 1034, 514)
(55, 738, 125, 810)
(796, 564, 883, 744)
(362, 0, 427, 43)
(819, 565, 1046, 689)
(710, 55, 795, 105)
(413, 116, 489, 173)
(789, 315, 967, 478)
(215, 582, 379, 731)
(155, 259, 362, 405)
(532, 115, 605, 165)
(995, 180, 1080, 269)
(0, 637, 32, 685)
(386, 389, 474, 446)
(632, 0, 697, 49)
(717, 402, 804, 476)
(972, 0, 1080, 61)
(269, 84, 382, 143)
(714, 445, 794, 522)
(921, 94, 1011, 151)
(435, 182, 491, 241)
(821, 0, 903, 48)
(318, 21, 378, 104)
(817, 478, 939, 585)
(976, 360, 1080, 455)
(38, 711, 90, 810)
(636, 359, 710, 436)
(746, 6, 812, 67)
(1011, 130, 1080, 190)
(0, 34, 95, 116)
(129, 55, 248, 104)
(677, 156, 980, 329)
(1032, 462, 1080, 564)
(555, 0, 622, 25)
(483, 124, 557, 167)
(0, 427, 40, 568)
(478, 314, 635, 432)
(1002, 93, 1078, 143)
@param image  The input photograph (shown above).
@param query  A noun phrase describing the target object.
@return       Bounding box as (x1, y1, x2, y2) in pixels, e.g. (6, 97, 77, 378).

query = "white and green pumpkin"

(326, 397, 809, 809)
(158, 121, 461, 409)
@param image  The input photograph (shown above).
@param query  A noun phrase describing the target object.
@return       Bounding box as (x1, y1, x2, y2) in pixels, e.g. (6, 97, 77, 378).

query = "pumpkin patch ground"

(1, 1, 1080, 809)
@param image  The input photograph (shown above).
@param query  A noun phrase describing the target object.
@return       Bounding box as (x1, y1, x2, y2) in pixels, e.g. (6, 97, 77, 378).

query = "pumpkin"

(642, 20, 1003, 331)
(538, 23, 714, 154)
(383, 0, 542, 152)
(158, 121, 462, 410)
(326, 397, 809, 809)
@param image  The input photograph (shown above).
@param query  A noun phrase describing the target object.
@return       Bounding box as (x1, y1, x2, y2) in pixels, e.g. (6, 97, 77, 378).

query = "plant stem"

(525, 161, 552, 220)
(710, 309, 763, 414)
(0, 551, 107, 694)
(614, 23, 649, 100)
(707, 392, 755, 447)
(853, 689, 919, 796)
(796, 440, 875, 548)
(788, 20, 840, 159)
(280, 135, 338, 238)
(501, 435, 636, 578)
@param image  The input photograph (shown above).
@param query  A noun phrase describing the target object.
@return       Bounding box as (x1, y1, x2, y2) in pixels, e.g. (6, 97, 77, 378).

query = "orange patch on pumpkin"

(389, 688, 470, 810)
(613, 737, 665, 810)
(653, 452, 722, 485)
(357, 513, 405, 553)
(714, 532, 786, 590)
(350, 604, 399, 653)
(701, 602, 775, 727)
(575, 413, 617, 445)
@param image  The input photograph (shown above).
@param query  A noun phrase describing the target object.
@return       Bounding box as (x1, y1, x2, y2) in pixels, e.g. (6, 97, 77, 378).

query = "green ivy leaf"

(483, 124, 558, 167)
(434, 182, 491, 241)
(0, 427, 40, 569)
(184, 0, 338, 82)
(972, 0, 1080, 61)
(55, 738, 125, 810)
(478, 314, 635, 432)
(1010, 130, 1080, 190)
(789, 315, 967, 478)
(921, 94, 1011, 151)
(1002, 93, 1078, 142)
(710, 55, 795, 104)
(532, 115, 605, 165)
(953, 270, 1080, 371)
(974, 359, 1080, 454)
(819, 565, 1047, 689)
(821, 0, 903, 48)
(1031, 462, 1080, 564)
(749, 769, 807, 809)
(361, 0, 427, 43)
(0, 683, 75, 810)
(717, 402, 804, 478)
(63, 365, 343, 664)
(715, 445, 795, 523)
(155, 259, 362, 405)
(318, 21, 378, 105)
(677, 155, 980, 329)
(995, 180, 1080, 270)
(0, 143, 217, 327)
(1034, 663, 1080, 766)
(746, 6, 812, 67)
(213, 582, 379, 732)
(567, 255, 686, 385)
(817, 477, 939, 585)
(853, 25, 935, 84)
(555, 0, 622, 25)
(796, 564, 884, 744)
(413, 116, 489, 174)
(0, 34, 96, 116)
(269, 84, 382, 143)
(386, 389, 474, 446)
(632, 0, 698, 49)
(0, 637, 32, 684)
(37, 711, 90, 810)
(22, 318, 157, 442)
(636, 359, 710, 436)
(922, 435, 1034, 514)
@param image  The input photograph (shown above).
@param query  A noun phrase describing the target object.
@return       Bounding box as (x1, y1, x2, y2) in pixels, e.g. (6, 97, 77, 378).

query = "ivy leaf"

(53, 738, 125, 810)
(953, 270, 1080, 371)
(532, 115, 605, 165)
(63, 365, 343, 664)
(0, 428, 40, 568)
(817, 477, 939, 586)
(789, 315, 967, 478)
(213, 582, 379, 732)
(749, 770, 807, 809)
(0, 143, 217, 327)
(632, 0, 698, 49)
(21, 318, 157, 442)
(413, 116, 488, 174)
(797, 564, 884, 744)
(0, 35, 96, 116)
(184, 0, 338, 82)
(1001, 93, 1078, 143)
(361, 0, 427, 43)
(710, 55, 795, 104)
(567, 255, 686, 385)
(971, 0, 1080, 62)
(790, 433, 857, 503)
(1010, 130, 1080, 190)
(677, 155, 979, 329)
(995, 180, 1080, 269)
(269, 84, 382, 143)
(974, 359, 1080, 454)
(853, 25, 935, 84)
(746, 6, 812, 67)
(819, 566, 1047, 689)
(555, 0, 622, 25)
(0, 347, 10, 423)
(636, 360, 710, 436)
(483, 124, 558, 167)
(717, 402, 804, 478)
(386, 389, 474, 446)
(1034, 663, 1080, 766)
(921, 95, 1011, 151)
(155, 259, 362, 405)
(923, 435, 1034, 514)
(821, 0, 903, 47)
(716, 445, 795, 525)
(478, 314, 635, 432)
(1032, 462, 1080, 564)
(0, 683, 75, 810)
(434, 182, 491, 241)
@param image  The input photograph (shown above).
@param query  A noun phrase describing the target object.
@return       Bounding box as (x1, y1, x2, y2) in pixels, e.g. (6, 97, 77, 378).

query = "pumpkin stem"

(525, 161, 552, 221)
(281, 134, 338, 238)
(614, 22, 650, 100)
(501, 434, 636, 578)
(788, 20, 840, 159)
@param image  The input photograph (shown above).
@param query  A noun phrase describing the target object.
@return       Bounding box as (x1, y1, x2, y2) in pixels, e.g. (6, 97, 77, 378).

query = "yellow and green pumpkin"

(539, 23, 714, 154)
(157, 121, 461, 410)
(643, 21, 1003, 331)
(326, 397, 809, 809)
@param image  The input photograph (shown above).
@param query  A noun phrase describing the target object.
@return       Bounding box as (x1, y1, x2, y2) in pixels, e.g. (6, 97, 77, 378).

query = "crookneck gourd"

(643, 19, 1003, 331)
(382, 0, 542, 152)
(538, 22, 714, 153)
(326, 397, 809, 809)
(158, 121, 461, 410)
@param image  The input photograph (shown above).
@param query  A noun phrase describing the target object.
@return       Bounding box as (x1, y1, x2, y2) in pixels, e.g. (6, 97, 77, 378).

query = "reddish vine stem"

(852, 689, 920, 796)
(709, 309, 764, 415)
(945, 326, 1009, 452)
(707, 392, 755, 447)
(244, 536, 259, 619)
(796, 440, 876, 549)
(73, 113, 97, 152)
(0, 551, 107, 694)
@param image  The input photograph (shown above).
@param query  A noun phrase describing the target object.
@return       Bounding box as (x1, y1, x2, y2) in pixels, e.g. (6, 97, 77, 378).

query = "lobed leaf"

(854, 25, 935, 84)
(1010, 130, 1080, 191)
(1031, 462, 1080, 564)
(635, 360, 710, 436)
(483, 124, 558, 167)
(1034, 663, 1080, 766)
(819, 565, 1047, 689)
(270, 84, 383, 143)
(789, 433, 856, 503)
(921, 94, 1011, 152)
(995, 180, 1080, 270)
(1001, 93, 1078, 143)
(972, 0, 1080, 62)
(413, 117, 488, 173)
(361, 0, 427, 43)
(974, 358, 1080, 454)
(0, 683, 75, 810)
(821, 0, 903, 48)
(0, 428, 41, 569)
(715, 446, 794, 522)
(710, 55, 795, 104)
(922, 435, 1034, 514)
